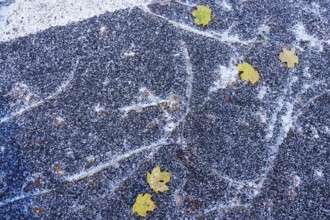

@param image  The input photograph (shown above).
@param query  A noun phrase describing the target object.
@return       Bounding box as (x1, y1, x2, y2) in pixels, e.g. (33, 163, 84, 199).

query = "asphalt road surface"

(0, 0, 329, 219)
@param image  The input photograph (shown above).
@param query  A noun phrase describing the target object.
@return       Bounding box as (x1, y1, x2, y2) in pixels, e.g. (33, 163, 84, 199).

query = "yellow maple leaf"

(147, 165, 171, 193)
(237, 62, 260, 85)
(192, 5, 212, 26)
(132, 193, 156, 217)
(278, 47, 299, 68)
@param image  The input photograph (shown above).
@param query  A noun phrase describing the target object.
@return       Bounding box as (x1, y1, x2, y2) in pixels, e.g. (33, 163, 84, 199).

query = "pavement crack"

(0, 190, 52, 208)
(140, 7, 256, 46)
(64, 139, 172, 183)
(0, 58, 80, 126)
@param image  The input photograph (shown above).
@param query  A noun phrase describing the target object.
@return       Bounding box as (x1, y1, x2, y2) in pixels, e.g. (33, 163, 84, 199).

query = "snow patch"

(310, 126, 320, 139)
(102, 77, 110, 86)
(281, 102, 294, 134)
(302, 83, 311, 91)
(303, 67, 311, 79)
(266, 98, 283, 141)
(123, 51, 136, 57)
(210, 59, 238, 92)
(325, 126, 330, 135)
(303, 2, 326, 21)
(256, 111, 267, 124)
(288, 173, 301, 200)
(257, 86, 268, 100)
(94, 103, 109, 116)
(257, 23, 271, 35)
(220, 1, 232, 11)
(292, 23, 327, 51)
(0, 0, 153, 42)
(314, 169, 324, 180)
(163, 121, 176, 133)
(291, 174, 301, 188)
(122, 51, 136, 59)
(100, 26, 109, 36)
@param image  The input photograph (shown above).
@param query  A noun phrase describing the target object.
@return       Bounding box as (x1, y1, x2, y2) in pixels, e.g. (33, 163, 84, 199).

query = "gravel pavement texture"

(0, 0, 329, 219)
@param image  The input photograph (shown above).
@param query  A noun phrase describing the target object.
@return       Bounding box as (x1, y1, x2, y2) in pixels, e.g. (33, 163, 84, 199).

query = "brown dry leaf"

(53, 163, 63, 176)
(28, 206, 45, 215)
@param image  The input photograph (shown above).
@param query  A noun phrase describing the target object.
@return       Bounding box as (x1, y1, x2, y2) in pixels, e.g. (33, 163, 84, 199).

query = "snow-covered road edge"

(0, 0, 153, 42)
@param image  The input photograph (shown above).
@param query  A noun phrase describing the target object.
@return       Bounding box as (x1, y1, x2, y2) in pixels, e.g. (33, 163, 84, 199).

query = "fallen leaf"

(192, 5, 212, 26)
(28, 206, 45, 215)
(279, 47, 299, 68)
(34, 176, 42, 189)
(23, 180, 35, 192)
(132, 193, 156, 217)
(53, 163, 63, 176)
(237, 62, 260, 84)
(84, 157, 95, 169)
(147, 165, 171, 193)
